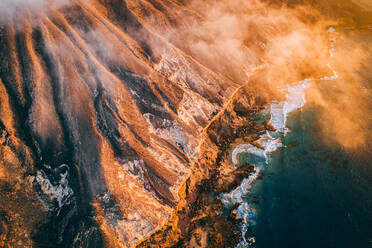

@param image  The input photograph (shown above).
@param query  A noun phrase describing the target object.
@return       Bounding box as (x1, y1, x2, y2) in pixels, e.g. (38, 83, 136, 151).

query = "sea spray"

(220, 28, 339, 247)
(221, 80, 310, 247)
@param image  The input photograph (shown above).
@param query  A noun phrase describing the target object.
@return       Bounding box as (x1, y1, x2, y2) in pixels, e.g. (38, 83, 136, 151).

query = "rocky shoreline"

(137, 81, 272, 247)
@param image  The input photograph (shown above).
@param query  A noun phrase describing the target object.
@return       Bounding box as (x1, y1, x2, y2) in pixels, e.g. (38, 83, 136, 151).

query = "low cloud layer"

(352, 0, 372, 11)
(0, 0, 71, 23)
(146, 0, 371, 152)
(154, 0, 334, 91)
(2, 0, 370, 152)
(307, 33, 372, 151)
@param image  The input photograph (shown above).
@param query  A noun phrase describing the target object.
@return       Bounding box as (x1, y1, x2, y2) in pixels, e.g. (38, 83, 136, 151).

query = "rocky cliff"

(1, 0, 365, 247)
(0, 1, 245, 247)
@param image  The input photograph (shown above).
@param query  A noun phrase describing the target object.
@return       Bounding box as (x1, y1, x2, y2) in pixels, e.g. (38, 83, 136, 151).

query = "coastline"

(137, 27, 340, 247)
(220, 28, 340, 247)
(136, 79, 270, 247)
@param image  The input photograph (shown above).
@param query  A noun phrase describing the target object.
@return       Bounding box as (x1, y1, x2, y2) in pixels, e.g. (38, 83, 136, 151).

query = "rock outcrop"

(0, 1, 242, 247)
(1, 0, 363, 247)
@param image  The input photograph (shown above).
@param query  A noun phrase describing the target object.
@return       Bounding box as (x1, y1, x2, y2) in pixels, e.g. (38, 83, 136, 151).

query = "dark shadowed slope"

(0, 1, 239, 247)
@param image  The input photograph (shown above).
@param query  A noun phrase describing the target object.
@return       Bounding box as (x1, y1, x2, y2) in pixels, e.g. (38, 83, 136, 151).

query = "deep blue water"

(247, 105, 372, 248)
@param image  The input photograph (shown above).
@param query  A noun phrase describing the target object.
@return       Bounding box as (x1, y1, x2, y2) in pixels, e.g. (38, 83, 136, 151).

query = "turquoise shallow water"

(246, 104, 372, 248)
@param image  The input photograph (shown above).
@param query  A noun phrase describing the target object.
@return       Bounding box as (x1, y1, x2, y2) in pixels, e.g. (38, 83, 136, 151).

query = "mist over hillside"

(0, 0, 370, 247)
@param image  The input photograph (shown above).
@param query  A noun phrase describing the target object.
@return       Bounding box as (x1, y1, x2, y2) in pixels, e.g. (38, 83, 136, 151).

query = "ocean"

(249, 100, 372, 247)
(223, 27, 372, 248)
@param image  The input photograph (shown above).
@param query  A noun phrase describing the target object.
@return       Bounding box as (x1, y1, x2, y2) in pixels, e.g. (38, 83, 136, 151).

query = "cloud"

(148, 0, 334, 95)
(0, 0, 71, 23)
(2, 0, 369, 153)
(352, 0, 372, 11)
(144, 0, 371, 152)
(306, 34, 372, 151)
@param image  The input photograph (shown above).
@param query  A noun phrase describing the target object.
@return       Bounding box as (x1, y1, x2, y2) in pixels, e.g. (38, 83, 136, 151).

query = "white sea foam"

(231, 79, 310, 168)
(257, 132, 283, 163)
(221, 171, 260, 206)
(224, 80, 311, 246)
(221, 170, 260, 247)
(269, 101, 286, 133)
(231, 144, 265, 166)
(222, 28, 339, 247)
(268, 80, 311, 133)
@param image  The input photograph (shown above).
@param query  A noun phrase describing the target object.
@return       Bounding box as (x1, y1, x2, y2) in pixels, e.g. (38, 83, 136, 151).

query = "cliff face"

(0, 1, 240, 247)
(137, 77, 272, 247)
(1, 0, 364, 247)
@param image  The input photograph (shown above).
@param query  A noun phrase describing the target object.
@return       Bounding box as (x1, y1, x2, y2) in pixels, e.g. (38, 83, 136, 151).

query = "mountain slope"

(1, 0, 360, 247)
(0, 1, 241, 247)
